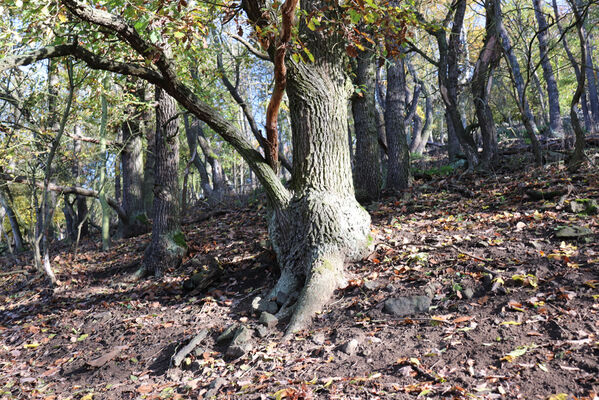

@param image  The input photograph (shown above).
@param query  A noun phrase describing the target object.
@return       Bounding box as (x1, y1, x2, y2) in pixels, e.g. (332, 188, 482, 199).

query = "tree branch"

(226, 33, 271, 61)
(0, 173, 127, 221)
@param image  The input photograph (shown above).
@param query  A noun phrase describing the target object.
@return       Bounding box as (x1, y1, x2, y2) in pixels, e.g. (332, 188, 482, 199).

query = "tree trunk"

(471, 0, 502, 166)
(0, 189, 24, 251)
(532, 0, 564, 137)
(265, 17, 370, 335)
(99, 81, 111, 251)
(196, 126, 227, 202)
(141, 87, 186, 277)
(385, 57, 410, 190)
(183, 114, 214, 201)
(118, 82, 148, 238)
(142, 86, 156, 218)
(351, 48, 382, 202)
(497, 0, 542, 164)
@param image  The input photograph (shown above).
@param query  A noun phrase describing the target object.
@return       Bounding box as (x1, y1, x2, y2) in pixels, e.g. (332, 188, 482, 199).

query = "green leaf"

(173, 31, 185, 39)
(348, 8, 361, 24)
(303, 48, 315, 63)
(77, 333, 89, 341)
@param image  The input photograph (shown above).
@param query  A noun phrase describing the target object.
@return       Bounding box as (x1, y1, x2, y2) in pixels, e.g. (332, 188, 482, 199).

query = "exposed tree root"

(284, 253, 344, 338)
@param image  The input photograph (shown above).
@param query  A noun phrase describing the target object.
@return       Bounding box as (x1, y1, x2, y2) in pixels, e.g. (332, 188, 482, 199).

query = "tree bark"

(532, 0, 564, 137)
(385, 56, 410, 190)
(471, 0, 502, 166)
(118, 81, 149, 238)
(265, 6, 370, 335)
(351, 48, 382, 202)
(183, 114, 213, 201)
(141, 87, 186, 277)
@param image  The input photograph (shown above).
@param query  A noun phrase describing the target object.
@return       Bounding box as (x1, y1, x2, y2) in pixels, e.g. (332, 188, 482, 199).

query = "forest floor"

(1, 153, 599, 400)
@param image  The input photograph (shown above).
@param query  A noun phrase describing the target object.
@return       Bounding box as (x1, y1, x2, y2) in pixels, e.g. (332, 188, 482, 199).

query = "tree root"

(284, 253, 344, 338)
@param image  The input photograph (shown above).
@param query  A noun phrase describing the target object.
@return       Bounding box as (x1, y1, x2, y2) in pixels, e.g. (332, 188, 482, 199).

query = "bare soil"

(1, 157, 598, 400)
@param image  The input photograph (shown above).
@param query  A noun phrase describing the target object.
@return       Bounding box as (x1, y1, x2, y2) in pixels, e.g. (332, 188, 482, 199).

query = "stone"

(255, 325, 269, 338)
(251, 296, 279, 314)
(463, 288, 474, 299)
(259, 312, 278, 329)
(363, 280, 380, 291)
(204, 377, 226, 399)
(555, 226, 593, 239)
(225, 342, 251, 359)
(339, 338, 359, 355)
(383, 296, 431, 317)
(570, 199, 598, 215)
(312, 332, 325, 345)
(230, 326, 252, 347)
(216, 325, 238, 343)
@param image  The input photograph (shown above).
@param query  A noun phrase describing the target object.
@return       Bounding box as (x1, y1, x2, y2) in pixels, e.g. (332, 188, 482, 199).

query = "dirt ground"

(1, 155, 598, 400)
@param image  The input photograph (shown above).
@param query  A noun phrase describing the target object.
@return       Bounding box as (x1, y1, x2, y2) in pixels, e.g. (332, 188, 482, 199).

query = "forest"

(0, 0, 598, 398)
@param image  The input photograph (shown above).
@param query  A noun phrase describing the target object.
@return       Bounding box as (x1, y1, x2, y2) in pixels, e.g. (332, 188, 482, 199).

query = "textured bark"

(119, 83, 148, 238)
(265, 6, 370, 335)
(496, 0, 542, 164)
(532, 0, 564, 136)
(72, 126, 89, 238)
(141, 88, 186, 277)
(196, 125, 227, 202)
(351, 48, 381, 202)
(471, 0, 502, 166)
(142, 86, 156, 218)
(385, 57, 410, 191)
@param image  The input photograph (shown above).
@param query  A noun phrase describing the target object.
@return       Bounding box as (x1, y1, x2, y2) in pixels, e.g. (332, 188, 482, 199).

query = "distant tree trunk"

(471, 0, 502, 166)
(141, 88, 186, 278)
(118, 82, 148, 238)
(567, 0, 587, 170)
(552, 0, 592, 132)
(0, 189, 24, 251)
(434, 0, 478, 167)
(583, 32, 599, 128)
(72, 126, 89, 238)
(385, 57, 410, 191)
(532, 0, 564, 137)
(183, 114, 213, 201)
(196, 126, 226, 202)
(497, 0, 542, 164)
(352, 47, 381, 202)
(99, 81, 111, 251)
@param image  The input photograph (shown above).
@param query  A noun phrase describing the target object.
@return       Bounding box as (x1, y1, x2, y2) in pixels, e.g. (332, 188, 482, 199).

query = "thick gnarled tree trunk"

(265, 20, 370, 335)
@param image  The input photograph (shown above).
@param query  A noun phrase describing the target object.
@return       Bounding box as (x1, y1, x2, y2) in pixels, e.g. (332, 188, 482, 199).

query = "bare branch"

(227, 33, 271, 61)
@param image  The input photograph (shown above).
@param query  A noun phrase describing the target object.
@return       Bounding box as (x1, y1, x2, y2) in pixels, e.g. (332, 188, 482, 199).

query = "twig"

(0, 269, 28, 277)
(171, 329, 208, 367)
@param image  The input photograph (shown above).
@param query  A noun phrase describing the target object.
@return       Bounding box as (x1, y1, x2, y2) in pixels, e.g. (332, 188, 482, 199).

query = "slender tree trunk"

(0, 189, 24, 251)
(99, 79, 111, 250)
(351, 48, 381, 202)
(532, 0, 564, 136)
(183, 115, 214, 202)
(385, 57, 410, 190)
(471, 0, 502, 166)
(72, 126, 89, 238)
(142, 86, 156, 218)
(141, 87, 186, 277)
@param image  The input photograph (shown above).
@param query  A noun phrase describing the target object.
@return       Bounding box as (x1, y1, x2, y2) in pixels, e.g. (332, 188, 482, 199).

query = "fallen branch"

(0, 269, 28, 277)
(171, 329, 208, 367)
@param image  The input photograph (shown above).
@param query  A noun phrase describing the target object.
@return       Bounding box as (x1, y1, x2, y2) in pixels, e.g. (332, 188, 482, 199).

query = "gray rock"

(384, 284, 395, 292)
(255, 325, 269, 338)
(363, 280, 380, 291)
(204, 377, 226, 399)
(216, 325, 238, 343)
(339, 338, 359, 355)
(463, 287, 474, 299)
(312, 332, 325, 345)
(555, 226, 593, 239)
(225, 342, 251, 359)
(231, 326, 252, 346)
(251, 296, 279, 314)
(383, 296, 431, 316)
(570, 199, 598, 215)
(259, 312, 278, 329)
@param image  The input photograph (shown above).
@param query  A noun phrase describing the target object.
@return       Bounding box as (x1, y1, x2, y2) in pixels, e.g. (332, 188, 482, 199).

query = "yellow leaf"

(58, 13, 67, 23)
(24, 342, 40, 348)
(547, 394, 568, 400)
(81, 394, 94, 400)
